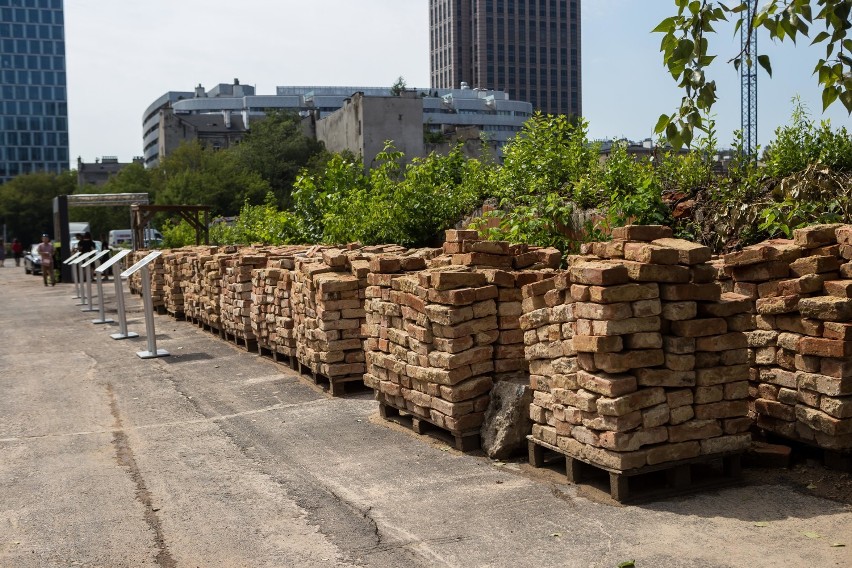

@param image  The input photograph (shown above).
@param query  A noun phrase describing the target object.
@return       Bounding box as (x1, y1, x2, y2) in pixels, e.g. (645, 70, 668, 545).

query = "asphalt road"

(1, 265, 851, 568)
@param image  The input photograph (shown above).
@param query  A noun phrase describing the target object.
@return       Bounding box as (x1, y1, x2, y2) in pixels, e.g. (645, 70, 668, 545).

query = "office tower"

(0, 0, 68, 183)
(429, 0, 581, 117)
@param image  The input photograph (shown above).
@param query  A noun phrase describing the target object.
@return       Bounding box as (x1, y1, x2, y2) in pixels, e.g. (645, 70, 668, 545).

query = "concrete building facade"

(316, 92, 425, 168)
(429, 0, 582, 117)
(76, 155, 144, 187)
(142, 80, 533, 167)
(0, 0, 68, 183)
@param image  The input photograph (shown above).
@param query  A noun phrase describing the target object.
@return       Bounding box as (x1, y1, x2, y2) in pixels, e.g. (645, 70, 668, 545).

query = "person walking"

(37, 234, 55, 286)
(0, 238, 5, 267)
(11, 238, 23, 267)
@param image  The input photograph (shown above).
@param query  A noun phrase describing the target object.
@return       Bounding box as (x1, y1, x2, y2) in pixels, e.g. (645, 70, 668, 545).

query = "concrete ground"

(1, 265, 850, 568)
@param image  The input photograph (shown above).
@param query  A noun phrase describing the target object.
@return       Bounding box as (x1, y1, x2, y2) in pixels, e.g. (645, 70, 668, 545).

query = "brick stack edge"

(524, 225, 752, 472)
(721, 223, 852, 450)
(363, 229, 559, 435)
(291, 244, 410, 381)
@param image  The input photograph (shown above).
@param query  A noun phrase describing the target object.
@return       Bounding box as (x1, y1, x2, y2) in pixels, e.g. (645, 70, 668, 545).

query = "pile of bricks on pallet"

(444, 229, 561, 381)
(162, 248, 198, 317)
(194, 248, 235, 330)
(248, 246, 310, 356)
(721, 223, 852, 450)
(524, 225, 753, 472)
(365, 263, 499, 435)
(291, 245, 408, 385)
(220, 251, 267, 342)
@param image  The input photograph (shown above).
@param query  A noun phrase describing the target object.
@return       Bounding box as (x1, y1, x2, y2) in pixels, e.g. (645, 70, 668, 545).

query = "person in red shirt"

(11, 238, 23, 267)
(37, 234, 55, 286)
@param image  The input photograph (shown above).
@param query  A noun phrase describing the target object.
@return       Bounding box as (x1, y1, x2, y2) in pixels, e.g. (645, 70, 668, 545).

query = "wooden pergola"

(131, 204, 211, 250)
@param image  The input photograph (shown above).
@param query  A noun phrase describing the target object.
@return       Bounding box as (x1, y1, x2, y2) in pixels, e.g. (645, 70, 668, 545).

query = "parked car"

(23, 244, 42, 275)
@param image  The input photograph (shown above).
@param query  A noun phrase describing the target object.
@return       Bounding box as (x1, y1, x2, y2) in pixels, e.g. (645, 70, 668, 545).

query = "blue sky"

(65, 0, 850, 164)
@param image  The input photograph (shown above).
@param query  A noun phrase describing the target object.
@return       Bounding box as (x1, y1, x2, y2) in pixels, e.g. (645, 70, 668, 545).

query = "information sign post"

(80, 250, 108, 313)
(121, 251, 168, 359)
(84, 250, 112, 324)
(63, 252, 82, 298)
(99, 250, 137, 340)
(69, 251, 97, 306)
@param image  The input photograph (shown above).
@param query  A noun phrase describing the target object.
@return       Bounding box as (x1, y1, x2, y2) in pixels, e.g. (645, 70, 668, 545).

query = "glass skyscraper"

(0, 0, 68, 183)
(430, 0, 581, 117)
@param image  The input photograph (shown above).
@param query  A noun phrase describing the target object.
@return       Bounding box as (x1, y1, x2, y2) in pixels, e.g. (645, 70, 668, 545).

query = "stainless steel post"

(91, 269, 114, 324)
(136, 264, 168, 358)
(71, 259, 80, 298)
(81, 264, 97, 312)
(110, 261, 138, 340)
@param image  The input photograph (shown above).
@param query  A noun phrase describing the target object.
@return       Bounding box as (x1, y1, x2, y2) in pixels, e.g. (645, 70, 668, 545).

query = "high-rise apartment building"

(430, 0, 581, 117)
(0, 0, 68, 183)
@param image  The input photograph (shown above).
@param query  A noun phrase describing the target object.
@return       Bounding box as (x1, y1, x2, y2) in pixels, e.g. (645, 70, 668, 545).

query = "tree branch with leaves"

(655, 0, 852, 148)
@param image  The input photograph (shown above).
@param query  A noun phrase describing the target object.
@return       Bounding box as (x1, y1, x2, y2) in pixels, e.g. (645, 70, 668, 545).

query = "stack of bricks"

(250, 261, 282, 351)
(195, 249, 231, 330)
(524, 225, 753, 472)
(444, 229, 562, 382)
(291, 247, 369, 384)
(161, 248, 196, 317)
(220, 251, 267, 343)
(248, 246, 310, 356)
(723, 223, 852, 450)
(366, 264, 500, 438)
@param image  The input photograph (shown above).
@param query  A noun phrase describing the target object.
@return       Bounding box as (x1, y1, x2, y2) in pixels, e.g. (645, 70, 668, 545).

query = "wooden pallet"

(294, 360, 364, 397)
(378, 401, 481, 452)
(222, 331, 258, 352)
(527, 436, 744, 503)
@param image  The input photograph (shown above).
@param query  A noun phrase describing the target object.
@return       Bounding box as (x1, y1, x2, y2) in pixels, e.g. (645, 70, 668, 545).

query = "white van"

(108, 229, 163, 248)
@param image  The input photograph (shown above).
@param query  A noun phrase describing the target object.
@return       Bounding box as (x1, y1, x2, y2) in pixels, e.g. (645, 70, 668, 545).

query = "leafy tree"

(153, 140, 270, 216)
(230, 110, 329, 207)
(0, 171, 76, 245)
(655, 0, 852, 148)
(290, 144, 490, 246)
(477, 113, 599, 249)
(390, 76, 407, 96)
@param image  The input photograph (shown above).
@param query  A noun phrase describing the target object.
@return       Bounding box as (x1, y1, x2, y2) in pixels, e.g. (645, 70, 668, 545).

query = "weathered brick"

(730, 261, 790, 282)
(661, 301, 698, 321)
(611, 224, 673, 242)
(699, 433, 751, 455)
(590, 316, 661, 336)
(577, 370, 638, 397)
(796, 404, 852, 435)
(777, 274, 827, 295)
(671, 318, 727, 337)
(694, 400, 749, 420)
(668, 419, 723, 443)
(793, 223, 843, 248)
(642, 403, 671, 428)
(797, 371, 852, 396)
(798, 337, 852, 358)
(581, 410, 643, 432)
(798, 296, 852, 321)
(570, 261, 630, 286)
(651, 238, 712, 265)
(820, 395, 852, 419)
(598, 427, 669, 451)
(695, 332, 748, 352)
(695, 364, 749, 386)
(756, 295, 800, 315)
(574, 301, 633, 320)
(593, 349, 665, 373)
(572, 335, 623, 353)
(646, 441, 701, 465)
(755, 398, 796, 421)
(623, 242, 679, 265)
(635, 368, 696, 388)
(595, 387, 666, 416)
(624, 332, 663, 350)
(622, 260, 691, 283)
(660, 283, 721, 302)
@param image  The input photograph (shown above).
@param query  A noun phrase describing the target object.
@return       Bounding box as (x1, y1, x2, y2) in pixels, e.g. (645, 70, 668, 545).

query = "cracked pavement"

(1, 267, 851, 567)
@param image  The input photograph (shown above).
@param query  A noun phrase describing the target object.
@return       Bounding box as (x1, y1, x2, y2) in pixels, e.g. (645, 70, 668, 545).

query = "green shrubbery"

(151, 101, 852, 254)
